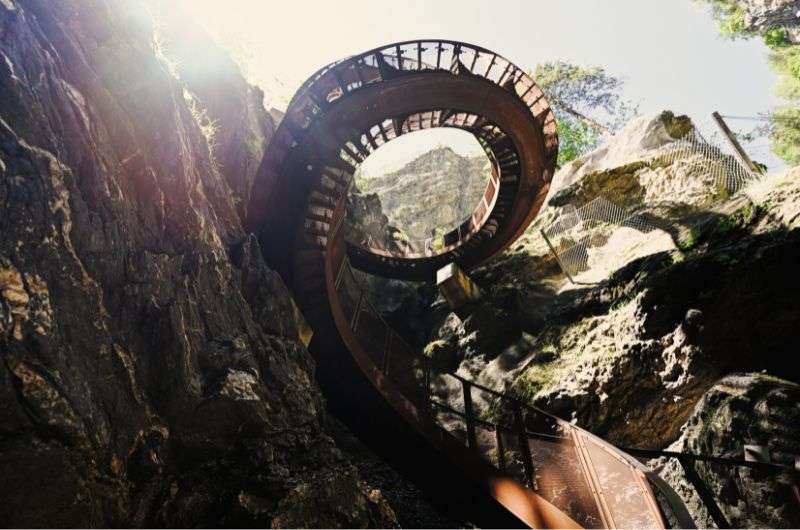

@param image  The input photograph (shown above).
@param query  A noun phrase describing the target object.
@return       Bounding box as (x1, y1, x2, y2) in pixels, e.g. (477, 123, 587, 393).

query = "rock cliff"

(0, 1, 440, 526)
(422, 112, 800, 526)
(659, 373, 800, 528)
(353, 146, 490, 242)
(730, 0, 800, 43)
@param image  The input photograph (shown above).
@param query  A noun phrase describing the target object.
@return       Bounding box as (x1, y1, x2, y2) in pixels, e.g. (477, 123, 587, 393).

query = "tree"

(701, 0, 750, 37)
(768, 43, 800, 164)
(698, 0, 800, 165)
(533, 61, 638, 166)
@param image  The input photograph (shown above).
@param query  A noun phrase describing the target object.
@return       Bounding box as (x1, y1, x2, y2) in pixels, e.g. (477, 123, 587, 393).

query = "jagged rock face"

(0, 1, 398, 527)
(154, 5, 276, 221)
(658, 374, 800, 528)
(345, 190, 408, 253)
(421, 105, 799, 525)
(357, 146, 490, 240)
(549, 111, 721, 209)
(514, 218, 800, 447)
(734, 0, 800, 43)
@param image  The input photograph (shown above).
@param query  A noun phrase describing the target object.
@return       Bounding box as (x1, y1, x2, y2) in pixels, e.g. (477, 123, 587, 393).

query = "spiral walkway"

(247, 40, 694, 528)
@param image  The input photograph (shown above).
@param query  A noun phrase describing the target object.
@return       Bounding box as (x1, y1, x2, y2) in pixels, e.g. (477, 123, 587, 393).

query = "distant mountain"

(357, 146, 491, 241)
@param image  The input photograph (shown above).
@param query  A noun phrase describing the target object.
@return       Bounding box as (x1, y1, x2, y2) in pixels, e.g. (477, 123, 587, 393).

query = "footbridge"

(247, 40, 695, 528)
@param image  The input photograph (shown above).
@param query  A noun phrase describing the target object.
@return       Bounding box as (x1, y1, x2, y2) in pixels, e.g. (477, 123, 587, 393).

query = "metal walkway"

(247, 40, 694, 528)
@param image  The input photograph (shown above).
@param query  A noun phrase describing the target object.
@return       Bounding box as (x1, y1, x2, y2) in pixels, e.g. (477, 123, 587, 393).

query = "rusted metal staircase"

(247, 40, 695, 528)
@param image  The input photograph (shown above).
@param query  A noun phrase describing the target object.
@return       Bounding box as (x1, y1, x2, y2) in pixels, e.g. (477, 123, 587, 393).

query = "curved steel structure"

(248, 40, 557, 280)
(248, 40, 693, 528)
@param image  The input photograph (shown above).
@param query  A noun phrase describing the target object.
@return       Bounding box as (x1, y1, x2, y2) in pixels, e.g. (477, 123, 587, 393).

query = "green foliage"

(763, 27, 791, 49)
(768, 46, 800, 165)
(770, 45, 800, 83)
(533, 61, 637, 165)
(391, 228, 410, 243)
(770, 106, 800, 164)
(513, 361, 560, 400)
(716, 214, 740, 234)
(714, 202, 762, 236)
(677, 227, 701, 251)
(719, 5, 747, 36)
(699, 0, 800, 166)
(557, 119, 601, 166)
(700, 0, 750, 37)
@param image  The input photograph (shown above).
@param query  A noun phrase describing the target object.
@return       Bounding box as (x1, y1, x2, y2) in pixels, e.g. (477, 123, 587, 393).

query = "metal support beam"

(679, 457, 731, 529)
(496, 426, 507, 472)
(712, 111, 761, 174)
(540, 228, 576, 284)
(513, 404, 536, 489)
(462, 380, 478, 450)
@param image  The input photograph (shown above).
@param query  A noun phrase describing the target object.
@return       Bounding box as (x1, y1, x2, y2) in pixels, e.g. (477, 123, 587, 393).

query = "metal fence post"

(540, 228, 576, 284)
(678, 456, 731, 529)
(513, 403, 536, 489)
(462, 379, 478, 450)
(496, 426, 507, 472)
(712, 111, 761, 175)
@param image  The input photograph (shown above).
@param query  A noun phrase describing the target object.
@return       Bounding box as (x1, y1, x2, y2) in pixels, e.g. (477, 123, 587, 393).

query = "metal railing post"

(540, 228, 576, 284)
(712, 111, 761, 175)
(496, 426, 506, 472)
(513, 403, 536, 489)
(678, 456, 731, 529)
(462, 380, 478, 450)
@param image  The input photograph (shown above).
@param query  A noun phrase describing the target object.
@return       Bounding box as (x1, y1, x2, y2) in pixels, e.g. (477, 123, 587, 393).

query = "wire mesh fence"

(651, 125, 762, 198)
(540, 197, 664, 283)
(541, 118, 767, 284)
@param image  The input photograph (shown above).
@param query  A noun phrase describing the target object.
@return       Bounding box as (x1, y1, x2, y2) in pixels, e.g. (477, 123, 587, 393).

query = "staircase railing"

(330, 229, 798, 527)
(333, 252, 671, 528)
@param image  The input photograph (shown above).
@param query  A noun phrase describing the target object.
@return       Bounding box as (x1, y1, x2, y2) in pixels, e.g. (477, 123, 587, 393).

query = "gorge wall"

(0, 1, 445, 527)
(2, 1, 798, 528)
(414, 112, 800, 527)
(351, 146, 490, 243)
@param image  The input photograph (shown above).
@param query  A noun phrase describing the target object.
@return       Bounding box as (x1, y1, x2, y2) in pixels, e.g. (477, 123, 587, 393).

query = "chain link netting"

(651, 126, 761, 197)
(541, 197, 662, 283)
(541, 121, 763, 283)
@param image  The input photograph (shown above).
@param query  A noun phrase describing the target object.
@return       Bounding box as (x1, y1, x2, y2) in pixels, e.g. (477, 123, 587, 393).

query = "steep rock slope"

(423, 112, 800, 526)
(729, 0, 800, 43)
(355, 146, 490, 241)
(0, 1, 403, 526)
(659, 373, 800, 528)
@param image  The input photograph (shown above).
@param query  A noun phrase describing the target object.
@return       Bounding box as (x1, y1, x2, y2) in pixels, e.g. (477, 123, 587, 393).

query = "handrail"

(275, 39, 556, 269)
(289, 39, 541, 110)
(333, 247, 799, 528)
(334, 252, 670, 528)
(268, 40, 717, 528)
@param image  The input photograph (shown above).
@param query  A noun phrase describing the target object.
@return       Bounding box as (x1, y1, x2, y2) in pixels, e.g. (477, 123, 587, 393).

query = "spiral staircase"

(246, 40, 695, 528)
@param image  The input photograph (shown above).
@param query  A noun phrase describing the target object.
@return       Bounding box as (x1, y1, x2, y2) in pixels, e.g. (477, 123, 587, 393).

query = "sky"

(179, 0, 784, 172)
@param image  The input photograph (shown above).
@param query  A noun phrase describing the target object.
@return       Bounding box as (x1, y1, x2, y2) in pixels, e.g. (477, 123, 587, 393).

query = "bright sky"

(180, 0, 784, 172)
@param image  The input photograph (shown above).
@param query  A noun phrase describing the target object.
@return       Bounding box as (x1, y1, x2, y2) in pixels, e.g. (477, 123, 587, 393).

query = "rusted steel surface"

(246, 40, 557, 281)
(250, 41, 691, 528)
(327, 239, 673, 529)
